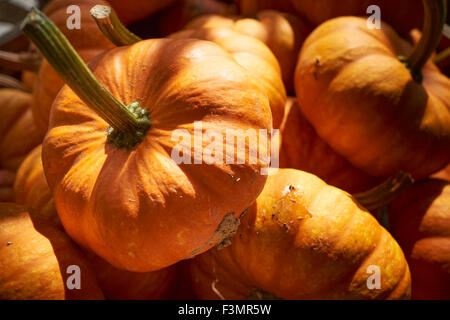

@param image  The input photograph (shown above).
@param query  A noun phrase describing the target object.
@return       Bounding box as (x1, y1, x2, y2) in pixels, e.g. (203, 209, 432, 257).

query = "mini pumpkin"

(279, 97, 380, 193)
(295, 1, 450, 181)
(390, 179, 450, 299)
(0, 170, 15, 202)
(108, 0, 176, 25)
(0, 202, 104, 300)
(32, 0, 115, 135)
(189, 169, 411, 299)
(23, 9, 272, 272)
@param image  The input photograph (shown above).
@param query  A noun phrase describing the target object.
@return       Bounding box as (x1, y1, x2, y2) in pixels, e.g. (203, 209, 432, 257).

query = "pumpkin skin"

(0, 202, 104, 300)
(108, 0, 176, 25)
(157, 0, 238, 36)
(0, 170, 15, 202)
(189, 169, 411, 299)
(14, 145, 183, 299)
(389, 179, 450, 299)
(43, 38, 272, 272)
(295, 17, 450, 180)
(432, 164, 450, 181)
(182, 11, 310, 93)
(0, 88, 43, 171)
(32, 0, 115, 135)
(170, 25, 286, 128)
(279, 97, 380, 193)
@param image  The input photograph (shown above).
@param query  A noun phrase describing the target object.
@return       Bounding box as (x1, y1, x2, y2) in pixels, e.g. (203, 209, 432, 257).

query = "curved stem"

(354, 171, 414, 211)
(90, 5, 141, 46)
(21, 8, 150, 149)
(403, 0, 447, 81)
(0, 74, 25, 90)
(0, 50, 41, 72)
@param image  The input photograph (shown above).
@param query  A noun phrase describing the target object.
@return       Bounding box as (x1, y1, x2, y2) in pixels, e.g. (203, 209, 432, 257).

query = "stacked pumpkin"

(0, 0, 448, 300)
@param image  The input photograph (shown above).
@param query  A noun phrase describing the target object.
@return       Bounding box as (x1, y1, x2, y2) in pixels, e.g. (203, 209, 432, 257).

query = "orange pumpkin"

(189, 169, 411, 299)
(181, 10, 311, 93)
(23, 9, 272, 272)
(108, 0, 176, 25)
(279, 97, 380, 193)
(32, 0, 115, 135)
(432, 164, 450, 181)
(0, 170, 15, 202)
(0, 88, 43, 171)
(390, 179, 450, 299)
(295, 2, 450, 181)
(0, 202, 104, 300)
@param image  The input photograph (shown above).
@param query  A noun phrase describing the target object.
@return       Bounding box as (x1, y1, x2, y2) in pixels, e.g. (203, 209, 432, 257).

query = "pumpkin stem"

(0, 74, 25, 91)
(90, 5, 141, 46)
(354, 171, 414, 211)
(21, 8, 150, 149)
(0, 49, 41, 72)
(401, 0, 447, 82)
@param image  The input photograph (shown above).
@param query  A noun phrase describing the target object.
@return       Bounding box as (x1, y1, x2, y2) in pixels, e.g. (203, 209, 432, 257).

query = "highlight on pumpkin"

(0, 0, 448, 302)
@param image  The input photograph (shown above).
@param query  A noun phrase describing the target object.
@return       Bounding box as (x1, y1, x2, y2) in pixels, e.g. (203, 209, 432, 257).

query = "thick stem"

(0, 50, 41, 72)
(90, 5, 141, 46)
(354, 171, 414, 211)
(21, 8, 150, 149)
(0, 74, 25, 90)
(402, 0, 447, 82)
(434, 47, 450, 68)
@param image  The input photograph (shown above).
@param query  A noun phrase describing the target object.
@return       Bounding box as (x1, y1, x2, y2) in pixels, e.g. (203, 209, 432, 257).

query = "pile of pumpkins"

(0, 0, 449, 300)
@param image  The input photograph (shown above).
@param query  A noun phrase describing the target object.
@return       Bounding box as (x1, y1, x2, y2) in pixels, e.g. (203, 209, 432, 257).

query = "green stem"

(0, 74, 25, 90)
(90, 5, 141, 46)
(0, 49, 41, 72)
(402, 0, 447, 82)
(21, 8, 150, 149)
(354, 171, 414, 211)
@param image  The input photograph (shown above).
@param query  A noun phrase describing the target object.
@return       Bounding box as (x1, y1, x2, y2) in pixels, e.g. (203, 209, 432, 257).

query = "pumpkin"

(0, 170, 15, 202)
(108, 0, 176, 25)
(90, 5, 286, 129)
(389, 179, 450, 299)
(432, 164, 450, 181)
(0, 88, 44, 171)
(14, 145, 183, 300)
(32, 0, 115, 135)
(235, 0, 296, 16)
(182, 10, 311, 93)
(295, 1, 450, 181)
(157, 0, 238, 36)
(0, 202, 104, 300)
(188, 169, 411, 299)
(279, 97, 380, 193)
(23, 9, 272, 272)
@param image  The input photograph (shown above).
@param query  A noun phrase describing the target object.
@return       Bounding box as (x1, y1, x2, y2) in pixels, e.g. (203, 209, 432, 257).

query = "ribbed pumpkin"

(108, 0, 176, 25)
(389, 179, 450, 299)
(279, 97, 380, 193)
(0, 170, 15, 202)
(295, 1, 450, 181)
(32, 0, 115, 135)
(189, 169, 411, 299)
(14, 145, 182, 299)
(23, 9, 272, 272)
(182, 10, 311, 93)
(0, 202, 104, 300)
(0, 88, 43, 171)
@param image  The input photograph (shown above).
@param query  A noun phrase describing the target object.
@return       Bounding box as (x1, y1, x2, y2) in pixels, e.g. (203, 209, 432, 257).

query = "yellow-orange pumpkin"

(295, 15, 450, 180)
(189, 169, 411, 299)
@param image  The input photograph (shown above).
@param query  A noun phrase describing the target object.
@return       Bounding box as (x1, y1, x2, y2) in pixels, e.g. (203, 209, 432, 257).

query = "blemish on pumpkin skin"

(6, 241, 13, 246)
(313, 57, 321, 80)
